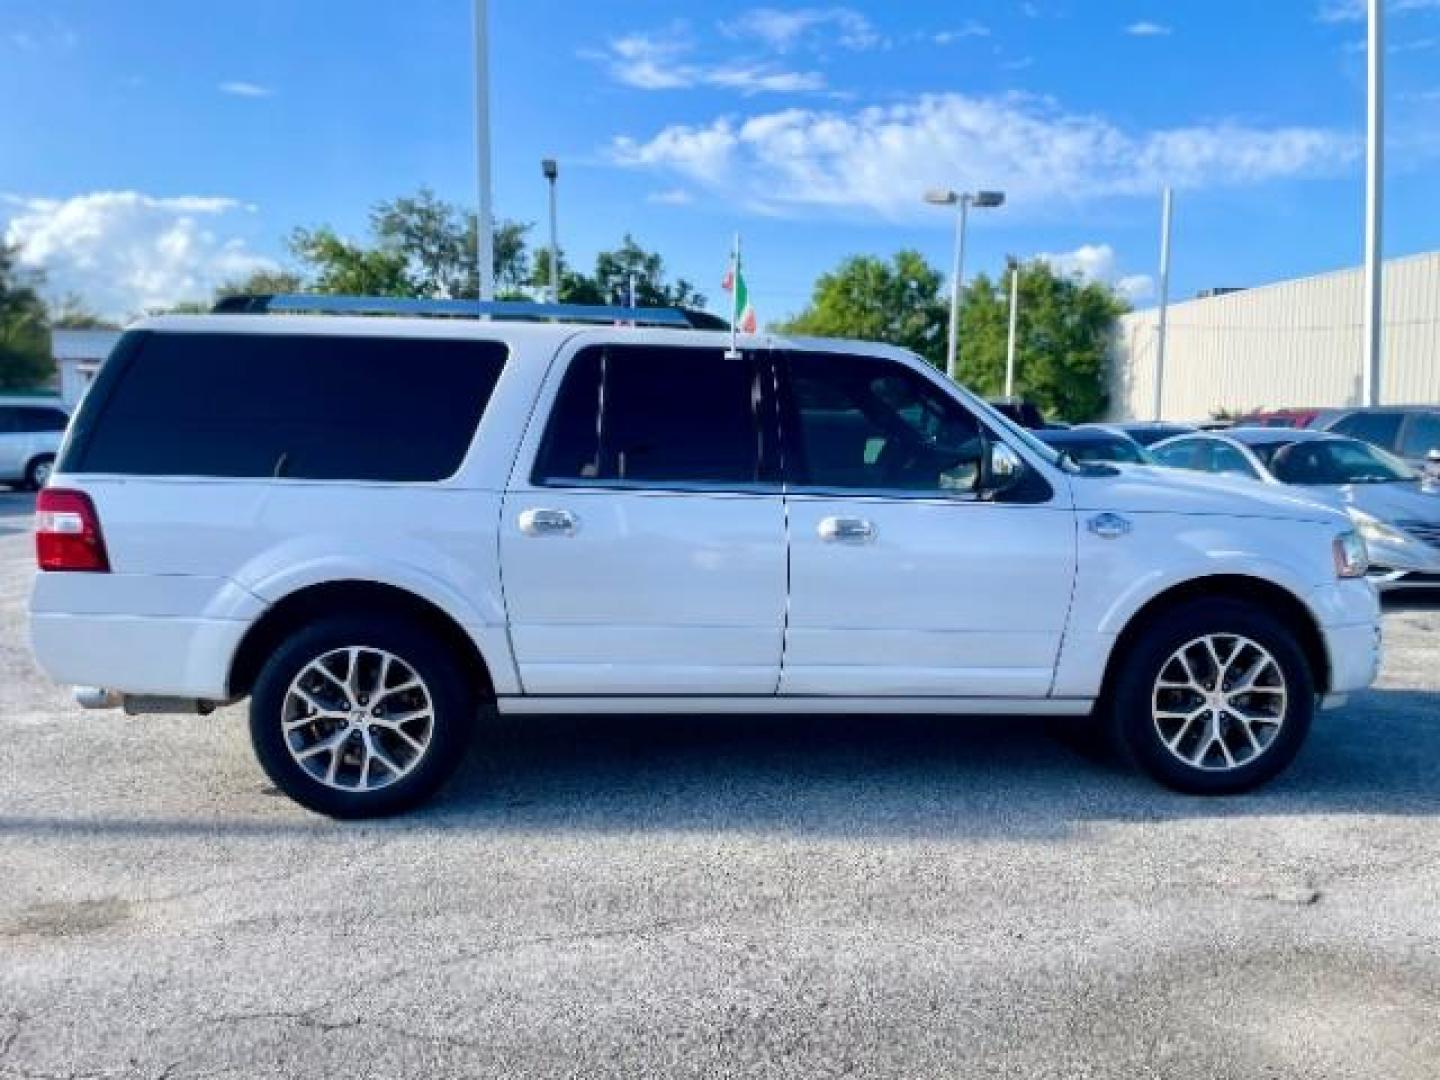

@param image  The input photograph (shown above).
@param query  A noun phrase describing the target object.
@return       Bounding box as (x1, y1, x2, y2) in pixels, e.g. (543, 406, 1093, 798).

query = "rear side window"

(533, 344, 765, 486)
(18, 407, 68, 432)
(1331, 411, 1403, 450)
(65, 332, 505, 481)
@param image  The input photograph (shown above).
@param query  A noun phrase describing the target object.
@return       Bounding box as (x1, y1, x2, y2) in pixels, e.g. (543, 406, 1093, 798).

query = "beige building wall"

(1109, 250, 1440, 421)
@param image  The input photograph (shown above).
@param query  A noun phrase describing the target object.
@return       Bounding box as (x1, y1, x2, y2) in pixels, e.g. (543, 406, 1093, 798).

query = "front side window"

(782, 351, 983, 494)
(534, 345, 764, 487)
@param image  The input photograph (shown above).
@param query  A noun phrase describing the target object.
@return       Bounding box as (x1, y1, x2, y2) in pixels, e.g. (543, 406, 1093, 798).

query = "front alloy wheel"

(1109, 599, 1314, 794)
(1152, 634, 1287, 772)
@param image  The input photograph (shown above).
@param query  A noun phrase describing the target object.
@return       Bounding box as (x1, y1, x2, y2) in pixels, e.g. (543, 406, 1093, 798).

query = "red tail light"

(35, 489, 110, 573)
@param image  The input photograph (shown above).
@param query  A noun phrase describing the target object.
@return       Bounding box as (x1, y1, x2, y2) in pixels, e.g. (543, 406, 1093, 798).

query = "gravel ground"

(1, 488, 1437, 1079)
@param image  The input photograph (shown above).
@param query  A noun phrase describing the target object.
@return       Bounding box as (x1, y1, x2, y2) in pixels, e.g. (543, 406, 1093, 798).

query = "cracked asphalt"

(1, 489, 1438, 1078)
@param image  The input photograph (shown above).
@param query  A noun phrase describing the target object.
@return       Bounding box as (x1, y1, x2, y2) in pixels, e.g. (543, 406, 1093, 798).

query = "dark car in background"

(1315, 406, 1440, 473)
(1108, 421, 1198, 448)
(1036, 426, 1154, 465)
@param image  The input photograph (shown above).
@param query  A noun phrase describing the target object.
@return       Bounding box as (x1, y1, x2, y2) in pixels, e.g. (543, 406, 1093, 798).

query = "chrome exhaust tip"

(74, 687, 123, 710)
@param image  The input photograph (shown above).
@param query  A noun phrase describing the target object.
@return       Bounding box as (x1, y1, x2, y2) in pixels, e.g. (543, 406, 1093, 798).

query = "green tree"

(774, 250, 948, 368)
(291, 188, 533, 300)
(215, 269, 306, 299)
(590, 234, 705, 308)
(0, 244, 55, 390)
(51, 292, 120, 330)
(957, 260, 1128, 422)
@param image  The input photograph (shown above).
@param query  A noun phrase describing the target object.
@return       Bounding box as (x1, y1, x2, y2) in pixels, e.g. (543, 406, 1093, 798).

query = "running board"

(495, 696, 1095, 716)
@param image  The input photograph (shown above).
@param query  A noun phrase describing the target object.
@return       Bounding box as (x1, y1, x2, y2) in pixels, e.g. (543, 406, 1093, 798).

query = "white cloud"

(2, 191, 276, 319)
(593, 30, 825, 93)
(728, 7, 882, 52)
(612, 93, 1359, 219)
(1035, 244, 1154, 300)
(1125, 21, 1172, 36)
(647, 188, 695, 205)
(1319, 0, 1440, 21)
(933, 22, 991, 45)
(218, 80, 274, 98)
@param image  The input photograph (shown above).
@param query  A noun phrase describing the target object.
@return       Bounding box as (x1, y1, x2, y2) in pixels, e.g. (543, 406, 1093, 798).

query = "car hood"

(1069, 464, 1346, 525)
(1294, 481, 1440, 525)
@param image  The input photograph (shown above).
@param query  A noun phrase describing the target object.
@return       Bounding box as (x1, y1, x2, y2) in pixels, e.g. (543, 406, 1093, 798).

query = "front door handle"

(518, 508, 578, 537)
(818, 516, 877, 544)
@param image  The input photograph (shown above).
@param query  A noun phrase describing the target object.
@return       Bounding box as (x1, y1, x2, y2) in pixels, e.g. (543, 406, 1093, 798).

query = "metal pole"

(1153, 186, 1174, 421)
(546, 172, 560, 304)
(1363, 0, 1384, 406)
(946, 196, 970, 381)
(474, 0, 495, 302)
(1005, 264, 1020, 398)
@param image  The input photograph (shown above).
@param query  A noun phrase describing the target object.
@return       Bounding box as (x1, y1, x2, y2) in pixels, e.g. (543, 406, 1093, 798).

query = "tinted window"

(1331, 411, 1403, 450)
(18, 407, 68, 432)
(1271, 439, 1416, 485)
(68, 332, 505, 481)
(784, 352, 982, 493)
(0, 408, 18, 434)
(1153, 438, 1208, 470)
(1050, 436, 1147, 464)
(1399, 414, 1440, 459)
(534, 345, 762, 486)
(1210, 443, 1259, 479)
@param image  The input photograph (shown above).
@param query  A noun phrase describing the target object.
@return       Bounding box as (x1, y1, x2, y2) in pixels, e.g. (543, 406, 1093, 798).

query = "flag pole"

(726, 233, 741, 358)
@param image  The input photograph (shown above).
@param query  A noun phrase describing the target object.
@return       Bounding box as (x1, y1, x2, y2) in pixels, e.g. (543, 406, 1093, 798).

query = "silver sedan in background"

(1151, 427, 1440, 590)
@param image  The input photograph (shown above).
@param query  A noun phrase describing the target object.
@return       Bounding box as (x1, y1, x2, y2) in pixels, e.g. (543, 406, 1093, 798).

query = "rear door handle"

(518, 508, 578, 537)
(818, 516, 877, 544)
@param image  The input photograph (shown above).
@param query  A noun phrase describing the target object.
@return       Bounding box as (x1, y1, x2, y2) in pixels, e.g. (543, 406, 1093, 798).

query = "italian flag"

(722, 242, 757, 333)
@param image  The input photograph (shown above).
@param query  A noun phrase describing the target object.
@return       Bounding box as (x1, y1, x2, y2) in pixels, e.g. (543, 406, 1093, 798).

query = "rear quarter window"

(63, 331, 506, 482)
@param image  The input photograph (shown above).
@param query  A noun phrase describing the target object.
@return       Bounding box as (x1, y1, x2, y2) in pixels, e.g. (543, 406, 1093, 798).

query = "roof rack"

(211, 293, 728, 330)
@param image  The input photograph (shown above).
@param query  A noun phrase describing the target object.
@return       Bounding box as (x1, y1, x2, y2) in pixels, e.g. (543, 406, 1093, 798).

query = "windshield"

(1269, 438, 1418, 485)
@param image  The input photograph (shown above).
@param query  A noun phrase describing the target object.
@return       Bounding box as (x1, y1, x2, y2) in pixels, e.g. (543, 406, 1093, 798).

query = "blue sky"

(3, 0, 1439, 321)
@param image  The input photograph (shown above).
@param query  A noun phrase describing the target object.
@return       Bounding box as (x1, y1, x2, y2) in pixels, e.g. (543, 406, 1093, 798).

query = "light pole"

(541, 158, 559, 303)
(1005, 262, 1020, 398)
(1153, 186, 1174, 421)
(1362, 0, 1384, 406)
(473, 0, 495, 302)
(925, 188, 1005, 380)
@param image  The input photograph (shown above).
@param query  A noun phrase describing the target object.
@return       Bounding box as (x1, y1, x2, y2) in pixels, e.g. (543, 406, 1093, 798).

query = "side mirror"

(1427, 448, 1440, 464)
(980, 440, 1025, 498)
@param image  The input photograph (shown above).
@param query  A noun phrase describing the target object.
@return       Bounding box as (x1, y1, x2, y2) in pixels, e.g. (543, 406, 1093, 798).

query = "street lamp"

(925, 188, 1005, 380)
(541, 158, 559, 303)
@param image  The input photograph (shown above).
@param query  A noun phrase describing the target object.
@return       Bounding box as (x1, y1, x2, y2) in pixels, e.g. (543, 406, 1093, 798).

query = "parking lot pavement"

(1, 497, 1438, 1079)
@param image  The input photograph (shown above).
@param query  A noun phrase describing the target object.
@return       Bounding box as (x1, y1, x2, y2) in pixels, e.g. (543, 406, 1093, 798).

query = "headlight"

(1333, 529, 1370, 579)
(1347, 509, 1413, 548)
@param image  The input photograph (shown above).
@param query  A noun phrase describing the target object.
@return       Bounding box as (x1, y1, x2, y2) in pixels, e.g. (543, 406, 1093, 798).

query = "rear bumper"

(29, 611, 247, 700)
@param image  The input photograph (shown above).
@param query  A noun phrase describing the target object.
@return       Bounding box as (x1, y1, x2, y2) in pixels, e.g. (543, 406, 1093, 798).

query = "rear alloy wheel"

(25, 455, 54, 490)
(1109, 600, 1314, 794)
(250, 617, 476, 817)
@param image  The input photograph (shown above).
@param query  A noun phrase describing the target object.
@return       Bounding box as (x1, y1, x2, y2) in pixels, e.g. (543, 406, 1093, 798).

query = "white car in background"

(0, 397, 69, 490)
(1152, 427, 1440, 590)
(29, 297, 1381, 816)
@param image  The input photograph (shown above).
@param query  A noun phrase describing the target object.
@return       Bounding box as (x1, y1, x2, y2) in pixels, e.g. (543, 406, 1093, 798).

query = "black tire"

(24, 454, 55, 491)
(1106, 599, 1314, 795)
(249, 614, 478, 818)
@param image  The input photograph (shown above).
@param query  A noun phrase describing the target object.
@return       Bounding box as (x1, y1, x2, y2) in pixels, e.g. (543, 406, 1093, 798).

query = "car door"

(776, 348, 1076, 698)
(500, 339, 787, 696)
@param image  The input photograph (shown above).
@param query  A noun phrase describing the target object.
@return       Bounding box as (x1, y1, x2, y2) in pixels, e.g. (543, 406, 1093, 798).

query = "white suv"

(29, 301, 1381, 817)
(0, 397, 69, 489)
